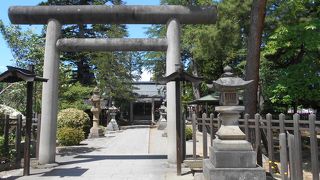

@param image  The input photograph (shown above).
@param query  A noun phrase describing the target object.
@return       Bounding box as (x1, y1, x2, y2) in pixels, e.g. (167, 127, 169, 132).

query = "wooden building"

(129, 82, 166, 125)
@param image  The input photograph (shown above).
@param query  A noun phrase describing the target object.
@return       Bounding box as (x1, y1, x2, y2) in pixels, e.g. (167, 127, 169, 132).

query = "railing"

(0, 114, 40, 171)
(187, 113, 320, 180)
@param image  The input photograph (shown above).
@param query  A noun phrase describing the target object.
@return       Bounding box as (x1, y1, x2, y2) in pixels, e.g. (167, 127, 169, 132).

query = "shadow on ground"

(60, 154, 168, 165)
(40, 167, 88, 177)
(57, 146, 100, 157)
(5, 167, 88, 179)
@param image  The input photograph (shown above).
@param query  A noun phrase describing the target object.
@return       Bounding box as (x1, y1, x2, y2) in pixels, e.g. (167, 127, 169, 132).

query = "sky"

(0, 0, 160, 80)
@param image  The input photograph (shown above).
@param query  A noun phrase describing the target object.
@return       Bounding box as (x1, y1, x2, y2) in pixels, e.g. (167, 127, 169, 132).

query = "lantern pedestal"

(106, 104, 119, 132)
(89, 127, 104, 138)
(89, 108, 103, 138)
(88, 87, 104, 138)
(106, 116, 119, 131)
(215, 106, 246, 140)
(157, 103, 167, 130)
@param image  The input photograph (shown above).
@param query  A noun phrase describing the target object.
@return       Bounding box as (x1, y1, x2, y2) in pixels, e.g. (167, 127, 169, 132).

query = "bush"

(57, 108, 90, 136)
(57, 127, 84, 146)
(185, 126, 193, 141)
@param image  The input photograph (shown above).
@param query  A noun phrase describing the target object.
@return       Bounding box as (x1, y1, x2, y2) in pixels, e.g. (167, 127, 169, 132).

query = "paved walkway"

(1, 128, 194, 180)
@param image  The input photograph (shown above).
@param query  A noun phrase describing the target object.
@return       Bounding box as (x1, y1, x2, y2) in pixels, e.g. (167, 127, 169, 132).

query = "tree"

(1, 1, 142, 112)
(39, 0, 128, 85)
(92, 52, 143, 103)
(40, 0, 143, 106)
(0, 20, 94, 111)
(0, 20, 44, 74)
(147, 0, 252, 101)
(0, 20, 45, 113)
(260, 0, 320, 113)
(59, 82, 92, 110)
(244, 0, 267, 117)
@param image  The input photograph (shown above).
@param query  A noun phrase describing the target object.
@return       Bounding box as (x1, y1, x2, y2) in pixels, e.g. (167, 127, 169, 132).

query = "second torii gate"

(8, 5, 217, 165)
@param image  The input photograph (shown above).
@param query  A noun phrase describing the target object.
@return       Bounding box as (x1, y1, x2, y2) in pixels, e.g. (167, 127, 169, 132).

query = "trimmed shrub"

(57, 108, 90, 137)
(185, 126, 193, 141)
(57, 127, 84, 146)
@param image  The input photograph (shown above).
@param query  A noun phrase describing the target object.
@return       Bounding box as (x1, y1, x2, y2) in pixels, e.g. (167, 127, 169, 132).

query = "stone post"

(151, 97, 155, 125)
(89, 87, 103, 138)
(129, 101, 134, 123)
(39, 19, 61, 165)
(166, 18, 181, 164)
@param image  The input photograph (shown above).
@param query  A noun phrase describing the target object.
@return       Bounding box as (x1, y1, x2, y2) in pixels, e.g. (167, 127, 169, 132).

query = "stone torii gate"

(8, 5, 217, 165)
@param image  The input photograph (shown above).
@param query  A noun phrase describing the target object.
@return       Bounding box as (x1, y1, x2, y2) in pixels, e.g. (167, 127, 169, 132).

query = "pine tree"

(39, 0, 128, 85)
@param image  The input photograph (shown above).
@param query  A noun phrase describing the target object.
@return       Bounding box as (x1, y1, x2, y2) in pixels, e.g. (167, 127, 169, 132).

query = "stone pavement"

(1, 128, 195, 180)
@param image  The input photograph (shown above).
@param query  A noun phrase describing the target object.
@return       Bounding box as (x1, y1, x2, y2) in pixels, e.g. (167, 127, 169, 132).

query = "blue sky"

(0, 0, 160, 74)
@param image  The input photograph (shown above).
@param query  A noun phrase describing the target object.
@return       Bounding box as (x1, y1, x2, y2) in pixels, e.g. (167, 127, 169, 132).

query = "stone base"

(157, 119, 167, 130)
(36, 162, 59, 169)
(106, 119, 119, 131)
(209, 139, 256, 168)
(203, 159, 266, 180)
(210, 148, 256, 168)
(88, 127, 104, 138)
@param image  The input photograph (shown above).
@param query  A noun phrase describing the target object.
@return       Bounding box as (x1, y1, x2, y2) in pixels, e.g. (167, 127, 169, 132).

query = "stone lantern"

(203, 66, 265, 180)
(157, 102, 167, 131)
(213, 66, 251, 140)
(89, 87, 104, 138)
(106, 101, 119, 131)
(159, 102, 167, 122)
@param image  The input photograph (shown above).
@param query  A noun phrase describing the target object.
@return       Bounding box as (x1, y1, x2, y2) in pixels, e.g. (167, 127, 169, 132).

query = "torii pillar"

(166, 18, 180, 163)
(39, 19, 61, 164)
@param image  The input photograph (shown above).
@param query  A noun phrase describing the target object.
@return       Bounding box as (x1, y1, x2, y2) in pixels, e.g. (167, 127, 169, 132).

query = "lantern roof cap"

(210, 66, 253, 91)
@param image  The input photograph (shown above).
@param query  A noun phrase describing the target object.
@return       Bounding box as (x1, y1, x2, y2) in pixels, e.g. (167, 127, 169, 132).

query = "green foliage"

(0, 135, 15, 161)
(57, 127, 85, 146)
(59, 82, 92, 110)
(92, 52, 142, 102)
(40, 0, 131, 87)
(57, 108, 90, 136)
(269, 84, 293, 112)
(0, 21, 44, 113)
(185, 126, 193, 141)
(261, 0, 320, 112)
(147, 0, 252, 99)
(39, 0, 142, 106)
(0, 20, 45, 72)
(0, 83, 27, 113)
(270, 85, 292, 104)
(183, 0, 251, 80)
(0, 136, 5, 157)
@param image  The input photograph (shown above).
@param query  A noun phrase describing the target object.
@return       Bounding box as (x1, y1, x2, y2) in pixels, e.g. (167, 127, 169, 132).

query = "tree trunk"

(191, 58, 201, 100)
(293, 102, 297, 113)
(245, 0, 267, 152)
(244, 0, 267, 118)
